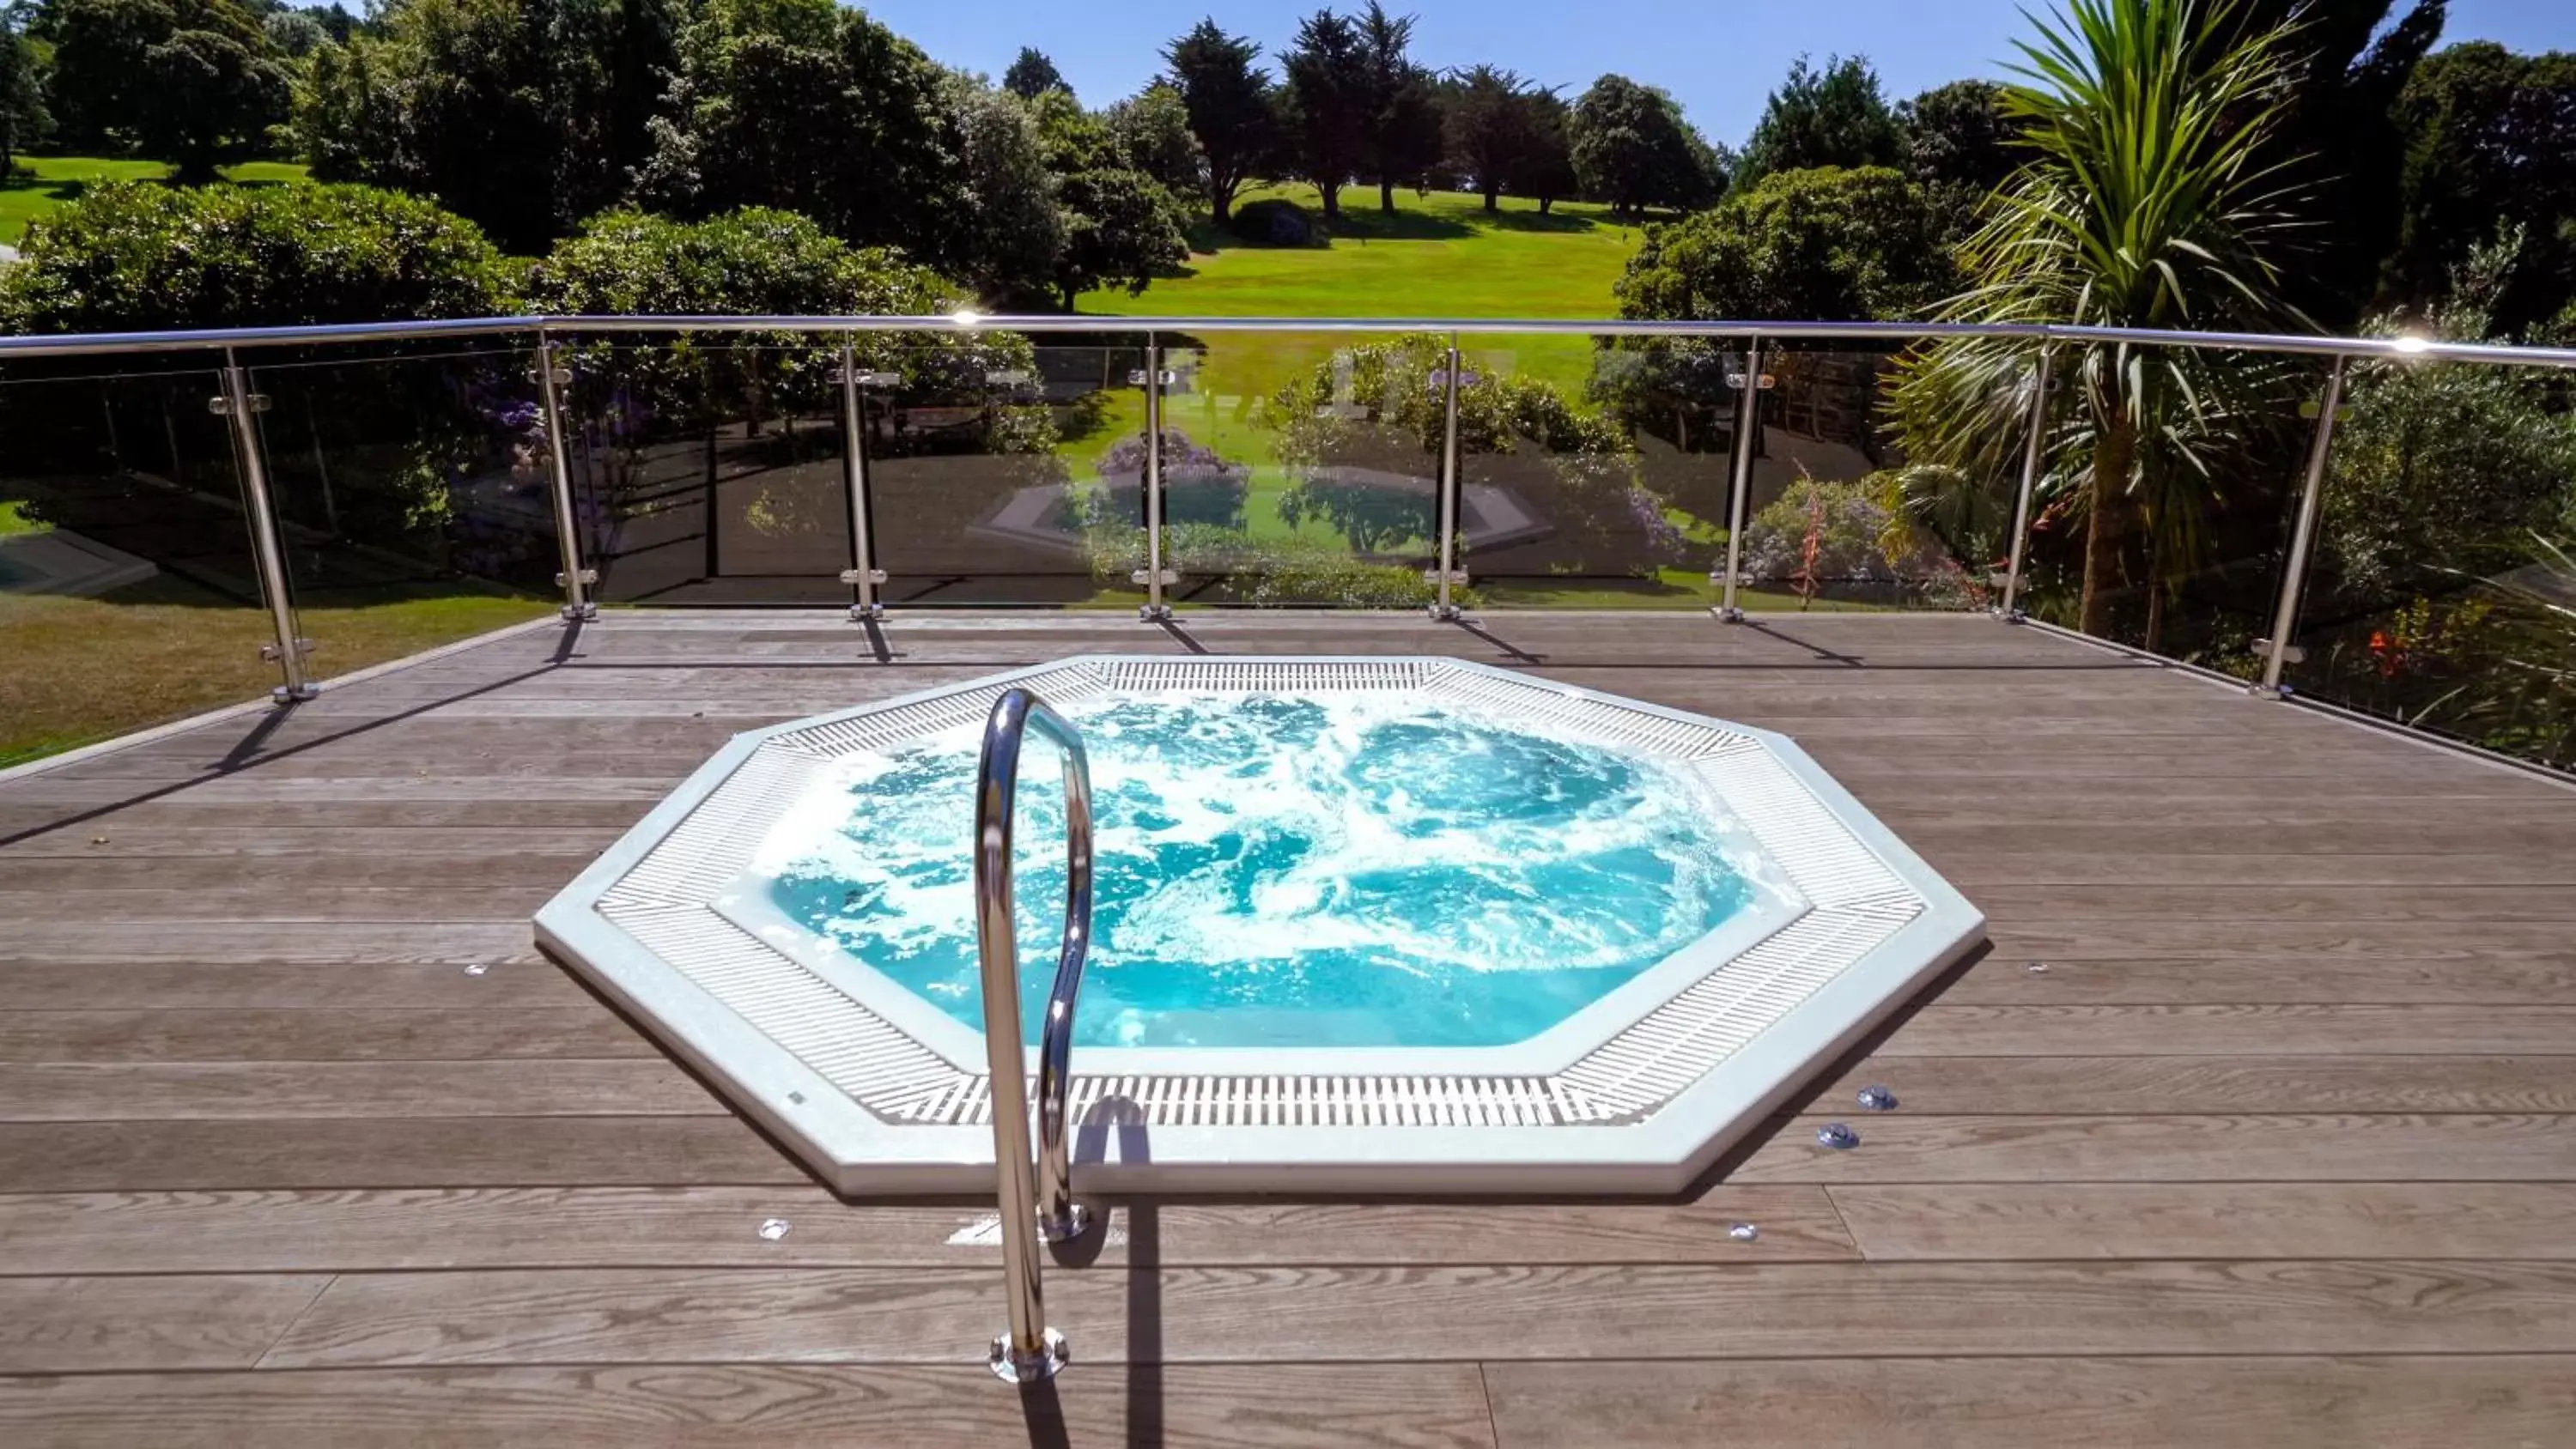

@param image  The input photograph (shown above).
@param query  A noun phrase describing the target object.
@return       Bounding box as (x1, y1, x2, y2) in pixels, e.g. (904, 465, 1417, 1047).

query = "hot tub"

(535, 656, 1984, 1193)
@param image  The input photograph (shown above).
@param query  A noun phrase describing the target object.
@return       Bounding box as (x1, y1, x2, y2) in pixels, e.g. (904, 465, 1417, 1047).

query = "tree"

(1569, 73, 1719, 217)
(2386, 41, 2576, 331)
(637, 0, 968, 270)
(2324, 250, 2576, 603)
(946, 75, 1064, 302)
(1106, 81, 1205, 200)
(0, 18, 51, 175)
(295, 0, 683, 253)
(1444, 64, 1535, 212)
(1, 180, 507, 330)
(1027, 85, 1190, 309)
(48, 0, 292, 182)
(1280, 8, 1368, 221)
(1891, 0, 2313, 640)
(2221, 0, 2446, 329)
(1900, 78, 2022, 243)
(1613, 167, 1956, 322)
(1052, 165, 1189, 309)
(1522, 88, 1577, 212)
(1354, 2, 1439, 214)
(308, 3, 357, 43)
(1162, 18, 1275, 224)
(1736, 54, 1905, 191)
(1003, 45, 1065, 100)
(1899, 79, 2020, 193)
(263, 7, 326, 57)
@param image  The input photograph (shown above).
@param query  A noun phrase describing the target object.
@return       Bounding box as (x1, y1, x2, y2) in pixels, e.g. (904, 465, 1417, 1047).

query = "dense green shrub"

(1, 180, 509, 333)
(1611, 167, 1956, 324)
(526, 208, 1060, 568)
(528, 206, 950, 319)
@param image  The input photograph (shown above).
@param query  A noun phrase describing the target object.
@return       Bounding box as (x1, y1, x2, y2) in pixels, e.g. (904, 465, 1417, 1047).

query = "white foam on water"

(751, 691, 1794, 995)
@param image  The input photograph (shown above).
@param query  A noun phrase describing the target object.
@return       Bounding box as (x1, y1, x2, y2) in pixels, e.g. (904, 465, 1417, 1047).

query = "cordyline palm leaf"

(1888, 0, 2314, 640)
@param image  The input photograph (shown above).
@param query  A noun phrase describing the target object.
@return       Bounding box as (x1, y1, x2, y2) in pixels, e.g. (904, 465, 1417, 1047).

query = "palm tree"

(1890, 0, 2312, 640)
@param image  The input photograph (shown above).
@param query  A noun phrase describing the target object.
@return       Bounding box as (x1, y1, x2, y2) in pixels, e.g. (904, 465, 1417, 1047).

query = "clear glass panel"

(1450, 330, 1719, 609)
(1453, 335, 2021, 613)
(0, 362, 281, 767)
(865, 337, 1146, 608)
(562, 336, 850, 606)
(250, 344, 559, 670)
(1972, 341, 2328, 670)
(2284, 355, 2576, 772)
(1157, 328, 1443, 608)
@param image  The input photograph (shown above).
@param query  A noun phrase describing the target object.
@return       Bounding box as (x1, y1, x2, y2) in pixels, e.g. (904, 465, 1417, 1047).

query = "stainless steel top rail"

(970, 685, 1096, 1385)
(0, 312, 2573, 371)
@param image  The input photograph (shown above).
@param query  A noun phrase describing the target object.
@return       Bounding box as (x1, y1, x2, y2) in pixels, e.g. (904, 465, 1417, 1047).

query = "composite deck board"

(252, 1259, 2576, 1365)
(0, 1365, 1501, 1449)
(0, 609, 2570, 1443)
(0, 1187, 1857, 1274)
(1824, 1183, 2576, 1260)
(1480, 1356, 2576, 1449)
(0, 960, 599, 1010)
(0, 1274, 329, 1373)
(1809, 1053, 2576, 1113)
(0, 1008, 655, 1063)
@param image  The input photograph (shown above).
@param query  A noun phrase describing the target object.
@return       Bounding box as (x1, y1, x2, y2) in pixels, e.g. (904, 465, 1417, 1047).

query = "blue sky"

(869, 0, 2575, 147)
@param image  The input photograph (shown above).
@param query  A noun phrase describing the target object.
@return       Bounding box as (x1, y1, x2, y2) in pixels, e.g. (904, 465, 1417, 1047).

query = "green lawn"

(0, 578, 550, 767)
(1, 155, 312, 244)
(1083, 185, 1643, 409)
(1054, 185, 1650, 573)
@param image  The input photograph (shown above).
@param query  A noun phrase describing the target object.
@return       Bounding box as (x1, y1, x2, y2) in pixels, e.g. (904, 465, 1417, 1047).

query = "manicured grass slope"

(1066, 186, 1856, 613)
(0, 155, 311, 244)
(0, 579, 548, 767)
(1084, 185, 1643, 403)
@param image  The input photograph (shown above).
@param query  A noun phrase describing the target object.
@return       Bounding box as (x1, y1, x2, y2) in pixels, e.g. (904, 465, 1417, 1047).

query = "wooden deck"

(3, 609, 2573, 1446)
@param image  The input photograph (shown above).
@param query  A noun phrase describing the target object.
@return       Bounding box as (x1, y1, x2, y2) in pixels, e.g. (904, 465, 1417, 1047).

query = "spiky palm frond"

(1887, 0, 2318, 635)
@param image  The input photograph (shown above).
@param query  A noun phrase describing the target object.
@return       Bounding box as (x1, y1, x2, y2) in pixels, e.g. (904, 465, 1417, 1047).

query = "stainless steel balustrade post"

(2254, 356, 2350, 699)
(532, 335, 597, 621)
(1996, 348, 2056, 622)
(836, 339, 884, 621)
(215, 349, 316, 702)
(1430, 335, 1464, 621)
(1716, 336, 1765, 622)
(972, 687, 1097, 1384)
(1138, 337, 1174, 621)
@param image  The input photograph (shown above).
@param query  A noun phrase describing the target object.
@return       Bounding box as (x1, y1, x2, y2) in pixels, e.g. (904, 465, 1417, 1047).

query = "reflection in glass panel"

(251, 347, 563, 617)
(1889, 334, 2326, 656)
(562, 338, 848, 605)
(2287, 356, 2576, 771)
(0, 363, 280, 770)
(862, 338, 1139, 607)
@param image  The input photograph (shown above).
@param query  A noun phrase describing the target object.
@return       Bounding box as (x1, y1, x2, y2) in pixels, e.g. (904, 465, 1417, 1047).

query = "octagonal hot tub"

(535, 657, 1984, 1194)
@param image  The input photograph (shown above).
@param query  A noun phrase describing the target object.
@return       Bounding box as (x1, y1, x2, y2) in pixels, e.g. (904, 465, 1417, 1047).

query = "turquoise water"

(756, 692, 1763, 1049)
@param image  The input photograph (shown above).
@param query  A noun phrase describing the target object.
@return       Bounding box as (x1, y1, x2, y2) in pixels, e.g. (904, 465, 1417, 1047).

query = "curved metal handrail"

(971, 685, 1096, 1385)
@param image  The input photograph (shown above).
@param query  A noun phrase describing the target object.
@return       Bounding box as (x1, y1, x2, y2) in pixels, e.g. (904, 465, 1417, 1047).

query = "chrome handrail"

(971, 685, 1096, 1385)
(0, 312, 2573, 371)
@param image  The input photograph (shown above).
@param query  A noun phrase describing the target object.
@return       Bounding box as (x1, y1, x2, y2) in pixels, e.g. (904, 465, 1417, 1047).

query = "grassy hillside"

(1, 155, 312, 244)
(1066, 185, 1645, 485)
(1084, 184, 1643, 404)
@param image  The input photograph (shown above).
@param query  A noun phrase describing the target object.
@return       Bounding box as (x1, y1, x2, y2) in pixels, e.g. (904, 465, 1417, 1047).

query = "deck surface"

(3, 609, 2573, 1446)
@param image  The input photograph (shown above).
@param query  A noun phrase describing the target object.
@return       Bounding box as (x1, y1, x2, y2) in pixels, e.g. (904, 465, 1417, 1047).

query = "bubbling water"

(756, 692, 1774, 1048)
